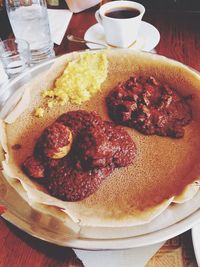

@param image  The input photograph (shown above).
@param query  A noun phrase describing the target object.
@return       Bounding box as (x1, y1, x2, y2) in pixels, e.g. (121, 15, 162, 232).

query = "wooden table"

(0, 1, 200, 266)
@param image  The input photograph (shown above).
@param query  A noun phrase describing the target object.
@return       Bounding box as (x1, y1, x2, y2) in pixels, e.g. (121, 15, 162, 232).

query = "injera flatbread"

(1, 49, 200, 227)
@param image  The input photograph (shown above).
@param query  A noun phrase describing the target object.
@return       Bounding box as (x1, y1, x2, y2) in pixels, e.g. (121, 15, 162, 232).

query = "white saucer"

(84, 21, 160, 52)
(191, 222, 200, 266)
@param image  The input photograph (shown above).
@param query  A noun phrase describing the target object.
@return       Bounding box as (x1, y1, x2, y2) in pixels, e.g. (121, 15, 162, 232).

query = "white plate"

(192, 222, 200, 266)
(1, 54, 200, 250)
(84, 21, 160, 52)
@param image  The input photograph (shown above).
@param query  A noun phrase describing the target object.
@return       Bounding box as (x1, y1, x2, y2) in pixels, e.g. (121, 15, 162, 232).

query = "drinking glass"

(0, 38, 31, 78)
(5, 0, 55, 64)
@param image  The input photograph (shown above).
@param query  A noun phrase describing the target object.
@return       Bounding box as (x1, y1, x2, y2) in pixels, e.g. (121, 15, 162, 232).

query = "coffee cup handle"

(95, 10, 102, 25)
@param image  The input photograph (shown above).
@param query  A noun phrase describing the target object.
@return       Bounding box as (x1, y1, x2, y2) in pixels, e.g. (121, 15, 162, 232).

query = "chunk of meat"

(23, 156, 45, 178)
(76, 121, 136, 169)
(56, 110, 101, 136)
(35, 122, 72, 159)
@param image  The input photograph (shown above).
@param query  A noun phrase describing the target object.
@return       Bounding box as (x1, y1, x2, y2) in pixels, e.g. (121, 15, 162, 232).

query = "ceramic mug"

(95, 1, 145, 48)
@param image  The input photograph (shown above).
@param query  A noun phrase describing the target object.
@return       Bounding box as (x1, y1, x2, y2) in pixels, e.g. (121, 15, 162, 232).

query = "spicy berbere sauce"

(106, 76, 192, 138)
(23, 110, 136, 201)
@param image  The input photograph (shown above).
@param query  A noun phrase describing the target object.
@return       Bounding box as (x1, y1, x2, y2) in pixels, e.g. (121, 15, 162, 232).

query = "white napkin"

(47, 9, 73, 45)
(74, 241, 164, 267)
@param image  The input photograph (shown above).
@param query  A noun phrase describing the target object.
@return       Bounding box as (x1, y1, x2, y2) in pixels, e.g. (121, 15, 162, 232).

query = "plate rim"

(2, 207, 200, 250)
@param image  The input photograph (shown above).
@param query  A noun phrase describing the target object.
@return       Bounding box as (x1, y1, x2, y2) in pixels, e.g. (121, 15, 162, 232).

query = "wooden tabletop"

(0, 1, 200, 266)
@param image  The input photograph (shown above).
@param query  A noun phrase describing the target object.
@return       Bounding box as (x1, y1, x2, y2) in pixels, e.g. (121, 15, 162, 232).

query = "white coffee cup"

(95, 1, 145, 48)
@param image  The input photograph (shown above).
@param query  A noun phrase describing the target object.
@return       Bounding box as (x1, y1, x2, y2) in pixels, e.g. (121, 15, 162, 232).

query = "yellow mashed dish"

(35, 52, 108, 117)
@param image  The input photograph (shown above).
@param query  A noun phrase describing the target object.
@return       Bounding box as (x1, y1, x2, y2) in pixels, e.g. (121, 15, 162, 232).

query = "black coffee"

(105, 7, 140, 19)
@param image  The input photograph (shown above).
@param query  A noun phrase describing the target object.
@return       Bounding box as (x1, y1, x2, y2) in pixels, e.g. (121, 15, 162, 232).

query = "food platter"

(1, 51, 200, 250)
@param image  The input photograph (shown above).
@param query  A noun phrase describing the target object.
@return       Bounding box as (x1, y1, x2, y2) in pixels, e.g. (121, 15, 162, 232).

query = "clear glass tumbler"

(5, 0, 55, 64)
(0, 38, 31, 78)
